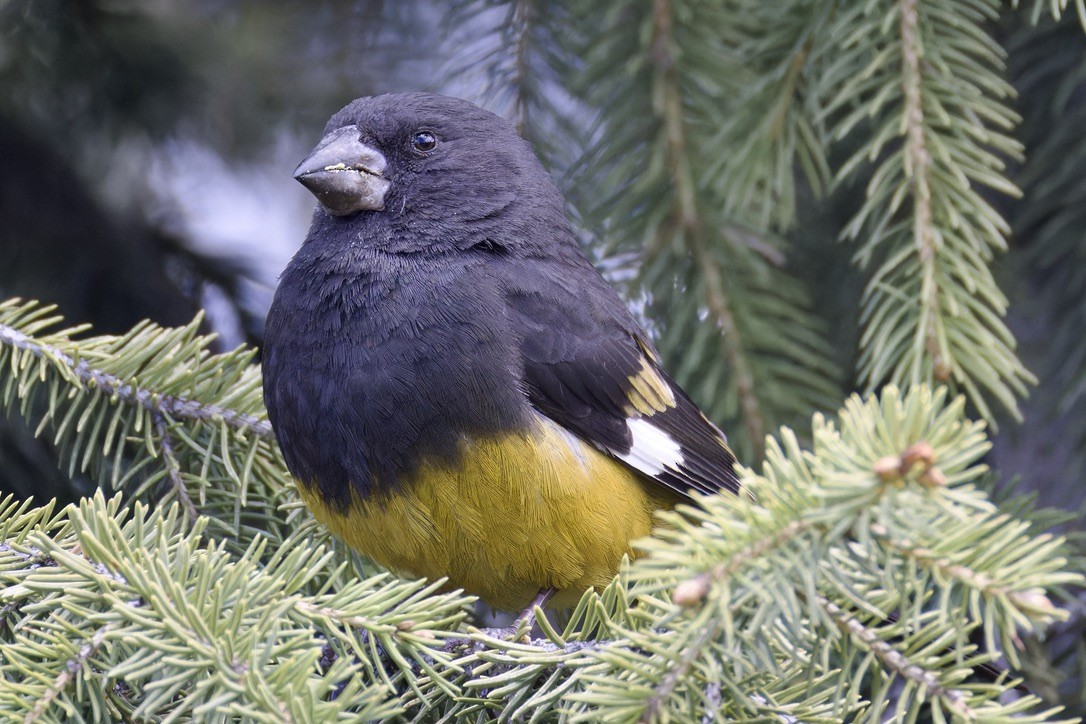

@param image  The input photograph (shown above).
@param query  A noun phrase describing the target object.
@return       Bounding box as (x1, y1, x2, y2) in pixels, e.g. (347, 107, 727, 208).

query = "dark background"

(0, 0, 456, 500)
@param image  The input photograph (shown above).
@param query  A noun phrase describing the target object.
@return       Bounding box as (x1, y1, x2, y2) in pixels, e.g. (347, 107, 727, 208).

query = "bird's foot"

(513, 587, 555, 631)
(476, 588, 556, 643)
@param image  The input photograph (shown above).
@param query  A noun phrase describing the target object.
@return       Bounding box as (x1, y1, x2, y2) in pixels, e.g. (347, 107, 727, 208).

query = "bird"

(262, 92, 741, 613)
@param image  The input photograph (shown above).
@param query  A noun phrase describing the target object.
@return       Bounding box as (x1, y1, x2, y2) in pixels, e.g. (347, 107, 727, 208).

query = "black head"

(294, 92, 568, 255)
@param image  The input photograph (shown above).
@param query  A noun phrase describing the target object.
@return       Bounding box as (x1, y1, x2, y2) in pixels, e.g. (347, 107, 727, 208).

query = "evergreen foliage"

(826, 0, 1032, 422)
(0, 301, 1079, 720)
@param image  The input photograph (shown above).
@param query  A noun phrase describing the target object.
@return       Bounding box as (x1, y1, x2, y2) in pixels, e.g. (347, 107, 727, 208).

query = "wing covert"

(510, 289, 741, 500)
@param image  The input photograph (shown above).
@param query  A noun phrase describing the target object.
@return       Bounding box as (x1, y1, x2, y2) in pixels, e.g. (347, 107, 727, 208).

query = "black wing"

(508, 286, 741, 501)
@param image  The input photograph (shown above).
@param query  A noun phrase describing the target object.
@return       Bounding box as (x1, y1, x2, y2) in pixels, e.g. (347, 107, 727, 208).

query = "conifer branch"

(641, 618, 720, 723)
(818, 596, 973, 718)
(869, 522, 1063, 618)
(671, 519, 815, 607)
(507, 0, 534, 136)
(153, 414, 200, 522)
(552, 0, 841, 461)
(767, 37, 813, 144)
(0, 318, 273, 440)
(443, 0, 583, 175)
(0, 370, 1075, 719)
(1019, 0, 1086, 29)
(27, 623, 115, 724)
(828, 0, 1033, 422)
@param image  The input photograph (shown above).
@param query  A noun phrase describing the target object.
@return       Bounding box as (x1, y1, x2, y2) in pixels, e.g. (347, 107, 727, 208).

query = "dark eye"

(410, 130, 438, 154)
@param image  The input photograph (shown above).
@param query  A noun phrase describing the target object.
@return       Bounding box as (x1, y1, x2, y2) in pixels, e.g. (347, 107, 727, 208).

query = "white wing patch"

(616, 417, 684, 476)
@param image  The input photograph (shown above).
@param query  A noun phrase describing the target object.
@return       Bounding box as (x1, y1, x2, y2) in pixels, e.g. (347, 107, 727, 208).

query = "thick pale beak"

(293, 125, 391, 216)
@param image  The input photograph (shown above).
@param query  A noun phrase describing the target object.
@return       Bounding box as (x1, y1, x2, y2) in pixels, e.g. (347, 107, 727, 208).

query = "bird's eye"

(410, 130, 438, 154)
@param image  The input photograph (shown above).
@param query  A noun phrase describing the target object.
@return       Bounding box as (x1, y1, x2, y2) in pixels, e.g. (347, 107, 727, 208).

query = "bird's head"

(294, 92, 565, 254)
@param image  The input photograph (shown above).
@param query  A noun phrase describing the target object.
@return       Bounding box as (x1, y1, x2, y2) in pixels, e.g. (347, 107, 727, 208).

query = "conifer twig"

(507, 0, 535, 136)
(899, 0, 949, 382)
(26, 623, 115, 724)
(672, 520, 814, 607)
(0, 321, 273, 439)
(154, 414, 200, 522)
(649, 520, 815, 720)
(641, 621, 718, 723)
(868, 522, 1060, 614)
(818, 596, 972, 718)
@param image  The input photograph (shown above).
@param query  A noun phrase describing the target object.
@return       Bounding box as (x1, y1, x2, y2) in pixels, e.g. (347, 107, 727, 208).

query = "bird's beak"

(293, 125, 391, 216)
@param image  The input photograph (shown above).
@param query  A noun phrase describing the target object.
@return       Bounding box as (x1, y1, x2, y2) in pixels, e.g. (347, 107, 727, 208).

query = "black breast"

(262, 241, 529, 510)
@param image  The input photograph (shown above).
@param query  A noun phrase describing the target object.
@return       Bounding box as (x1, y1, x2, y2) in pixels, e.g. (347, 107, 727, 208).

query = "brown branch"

(154, 414, 201, 522)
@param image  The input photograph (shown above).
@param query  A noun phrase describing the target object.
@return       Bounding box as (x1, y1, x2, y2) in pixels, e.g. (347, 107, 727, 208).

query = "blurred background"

(0, 0, 453, 499)
(0, 0, 1084, 709)
(0, 1, 443, 347)
(3, 0, 1084, 504)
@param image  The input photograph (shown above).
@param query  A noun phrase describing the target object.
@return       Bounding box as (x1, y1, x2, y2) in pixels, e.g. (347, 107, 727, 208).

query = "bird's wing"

(509, 289, 741, 500)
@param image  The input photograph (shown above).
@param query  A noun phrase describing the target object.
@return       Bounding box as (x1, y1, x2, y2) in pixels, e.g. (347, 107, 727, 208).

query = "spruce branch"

(441, 0, 587, 176)
(25, 622, 114, 724)
(0, 299, 291, 549)
(0, 307, 272, 439)
(640, 616, 721, 723)
(561, 0, 842, 461)
(503, 0, 534, 136)
(624, 387, 1076, 720)
(648, 0, 768, 456)
(153, 414, 200, 522)
(868, 522, 1069, 622)
(0, 371, 1077, 719)
(671, 519, 815, 608)
(0, 493, 471, 720)
(0, 300, 1077, 719)
(828, 0, 1034, 423)
(1016, 0, 1086, 30)
(819, 596, 973, 718)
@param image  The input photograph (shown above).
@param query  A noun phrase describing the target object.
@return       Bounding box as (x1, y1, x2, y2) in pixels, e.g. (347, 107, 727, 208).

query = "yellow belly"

(296, 417, 675, 611)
